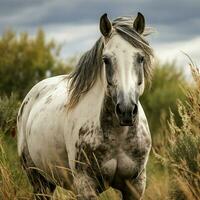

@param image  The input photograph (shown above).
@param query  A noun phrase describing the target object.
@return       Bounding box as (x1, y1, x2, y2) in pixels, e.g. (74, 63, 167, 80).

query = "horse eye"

(103, 57, 111, 65)
(137, 55, 144, 64)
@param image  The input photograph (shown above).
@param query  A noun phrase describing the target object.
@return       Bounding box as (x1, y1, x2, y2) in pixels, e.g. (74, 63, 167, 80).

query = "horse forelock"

(112, 16, 154, 83)
(67, 16, 154, 109)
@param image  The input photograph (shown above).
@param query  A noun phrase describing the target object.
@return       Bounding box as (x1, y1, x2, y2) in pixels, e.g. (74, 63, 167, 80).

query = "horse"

(17, 12, 154, 200)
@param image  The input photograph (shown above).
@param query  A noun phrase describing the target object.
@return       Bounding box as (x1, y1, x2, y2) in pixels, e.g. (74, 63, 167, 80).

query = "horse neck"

(71, 76, 106, 123)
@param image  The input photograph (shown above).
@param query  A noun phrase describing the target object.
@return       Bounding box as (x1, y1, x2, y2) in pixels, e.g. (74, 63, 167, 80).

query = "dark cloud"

(0, 0, 199, 43)
(0, 0, 41, 15)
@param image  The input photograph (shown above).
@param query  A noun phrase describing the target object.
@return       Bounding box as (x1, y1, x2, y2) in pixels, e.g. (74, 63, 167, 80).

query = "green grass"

(0, 134, 32, 199)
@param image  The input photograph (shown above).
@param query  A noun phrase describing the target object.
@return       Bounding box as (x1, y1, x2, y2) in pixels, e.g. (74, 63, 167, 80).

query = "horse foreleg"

(121, 170, 146, 200)
(20, 148, 56, 200)
(73, 173, 99, 200)
(27, 168, 56, 200)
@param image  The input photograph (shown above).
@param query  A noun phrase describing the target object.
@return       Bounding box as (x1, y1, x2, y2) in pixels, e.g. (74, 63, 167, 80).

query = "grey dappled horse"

(17, 12, 154, 200)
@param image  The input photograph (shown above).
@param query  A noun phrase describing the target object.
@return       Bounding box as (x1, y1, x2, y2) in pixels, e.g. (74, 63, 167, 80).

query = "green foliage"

(0, 29, 72, 99)
(165, 64, 200, 200)
(51, 56, 77, 76)
(141, 62, 187, 145)
(0, 93, 20, 135)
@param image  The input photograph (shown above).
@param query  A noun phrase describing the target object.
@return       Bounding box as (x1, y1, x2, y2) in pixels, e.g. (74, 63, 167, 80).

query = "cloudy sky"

(1, 0, 200, 69)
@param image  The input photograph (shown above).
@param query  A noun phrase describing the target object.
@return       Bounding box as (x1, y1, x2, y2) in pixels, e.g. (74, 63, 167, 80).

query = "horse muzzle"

(115, 102, 138, 126)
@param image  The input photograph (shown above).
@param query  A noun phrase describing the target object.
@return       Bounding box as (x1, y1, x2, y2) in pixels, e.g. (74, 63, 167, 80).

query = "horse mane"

(68, 16, 154, 109)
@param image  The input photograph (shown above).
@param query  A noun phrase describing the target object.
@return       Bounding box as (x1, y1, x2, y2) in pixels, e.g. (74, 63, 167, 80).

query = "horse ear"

(133, 12, 145, 34)
(100, 13, 112, 37)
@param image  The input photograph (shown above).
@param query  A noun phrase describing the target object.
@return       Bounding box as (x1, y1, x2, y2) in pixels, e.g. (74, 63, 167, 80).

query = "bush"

(0, 94, 20, 136)
(141, 62, 187, 145)
(0, 29, 72, 99)
(164, 63, 200, 200)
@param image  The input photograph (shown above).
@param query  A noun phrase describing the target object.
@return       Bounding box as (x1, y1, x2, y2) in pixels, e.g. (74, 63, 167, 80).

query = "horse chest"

(75, 124, 151, 181)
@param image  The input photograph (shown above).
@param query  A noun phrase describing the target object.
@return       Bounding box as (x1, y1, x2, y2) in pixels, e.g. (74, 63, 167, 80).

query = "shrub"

(164, 63, 200, 200)
(0, 29, 73, 99)
(141, 62, 187, 146)
(0, 94, 20, 136)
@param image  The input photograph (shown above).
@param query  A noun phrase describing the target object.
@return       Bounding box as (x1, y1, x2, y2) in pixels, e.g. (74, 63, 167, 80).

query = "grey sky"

(0, 0, 200, 66)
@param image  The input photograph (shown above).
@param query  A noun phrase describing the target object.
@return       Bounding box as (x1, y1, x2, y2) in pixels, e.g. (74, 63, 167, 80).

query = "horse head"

(100, 13, 153, 126)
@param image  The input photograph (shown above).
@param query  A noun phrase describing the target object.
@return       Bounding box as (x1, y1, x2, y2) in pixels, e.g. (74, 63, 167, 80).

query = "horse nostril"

(132, 104, 138, 116)
(116, 103, 123, 116)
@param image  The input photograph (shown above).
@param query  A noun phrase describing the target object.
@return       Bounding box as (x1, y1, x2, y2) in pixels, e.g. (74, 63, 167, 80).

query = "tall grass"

(0, 93, 20, 136)
(164, 63, 200, 200)
(0, 135, 32, 199)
